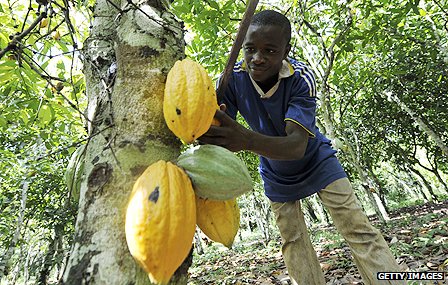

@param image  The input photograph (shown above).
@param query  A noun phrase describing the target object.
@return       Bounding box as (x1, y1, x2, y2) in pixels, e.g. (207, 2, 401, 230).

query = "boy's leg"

(270, 200, 326, 285)
(317, 177, 406, 285)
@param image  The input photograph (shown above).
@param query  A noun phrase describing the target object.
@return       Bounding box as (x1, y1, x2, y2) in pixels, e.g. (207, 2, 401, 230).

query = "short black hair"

(251, 10, 291, 44)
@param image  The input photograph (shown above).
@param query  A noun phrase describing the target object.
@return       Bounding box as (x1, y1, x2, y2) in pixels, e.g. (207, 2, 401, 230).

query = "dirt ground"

(189, 200, 448, 285)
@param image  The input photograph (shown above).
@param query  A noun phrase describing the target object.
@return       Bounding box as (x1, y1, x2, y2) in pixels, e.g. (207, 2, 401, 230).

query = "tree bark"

(392, 172, 421, 201)
(193, 228, 205, 255)
(310, 195, 329, 225)
(303, 198, 319, 223)
(410, 167, 438, 202)
(0, 181, 28, 280)
(366, 160, 391, 212)
(388, 92, 448, 156)
(251, 192, 271, 244)
(403, 168, 430, 202)
(425, 152, 448, 194)
(61, 0, 189, 284)
(345, 130, 389, 223)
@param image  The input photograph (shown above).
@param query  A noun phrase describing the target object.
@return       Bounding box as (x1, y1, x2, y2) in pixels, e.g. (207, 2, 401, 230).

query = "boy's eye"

(267, 49, 277, 54)
(244, 47, 255, 53)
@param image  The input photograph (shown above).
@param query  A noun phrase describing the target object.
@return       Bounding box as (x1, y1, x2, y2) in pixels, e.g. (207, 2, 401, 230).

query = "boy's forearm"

(243, 128, 307, 160)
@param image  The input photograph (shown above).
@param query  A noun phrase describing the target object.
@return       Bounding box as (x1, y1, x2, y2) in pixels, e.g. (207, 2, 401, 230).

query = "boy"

(199, 10, 405, 285)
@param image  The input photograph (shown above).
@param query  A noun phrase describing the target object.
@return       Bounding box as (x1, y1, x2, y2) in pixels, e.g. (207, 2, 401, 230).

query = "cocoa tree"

(59, 0, 193, 284)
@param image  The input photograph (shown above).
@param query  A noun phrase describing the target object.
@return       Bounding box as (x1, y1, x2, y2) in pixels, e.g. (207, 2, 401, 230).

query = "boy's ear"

(283, 44, 291, 59)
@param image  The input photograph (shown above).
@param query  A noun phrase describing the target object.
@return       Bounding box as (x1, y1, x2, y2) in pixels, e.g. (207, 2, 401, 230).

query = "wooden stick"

(216, 0, 259, 102)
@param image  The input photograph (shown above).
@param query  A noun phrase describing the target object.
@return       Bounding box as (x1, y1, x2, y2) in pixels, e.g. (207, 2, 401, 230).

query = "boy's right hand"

(198, 105, 250, 152)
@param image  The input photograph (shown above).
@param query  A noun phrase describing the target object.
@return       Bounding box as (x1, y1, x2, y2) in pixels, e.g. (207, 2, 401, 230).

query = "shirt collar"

(244, 59, 294, 99)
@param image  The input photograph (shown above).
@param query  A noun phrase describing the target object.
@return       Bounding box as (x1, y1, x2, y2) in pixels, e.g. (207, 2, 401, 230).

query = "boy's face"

(243, 24, 291, 87)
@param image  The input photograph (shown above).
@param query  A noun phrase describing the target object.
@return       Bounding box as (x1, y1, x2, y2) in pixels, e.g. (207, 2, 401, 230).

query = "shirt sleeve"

(284, 65, 317, 137)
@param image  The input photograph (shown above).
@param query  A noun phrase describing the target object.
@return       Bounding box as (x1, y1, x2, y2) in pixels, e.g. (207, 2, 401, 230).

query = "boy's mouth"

(249, 66, 268, 77)
(249, 65, 267, 72)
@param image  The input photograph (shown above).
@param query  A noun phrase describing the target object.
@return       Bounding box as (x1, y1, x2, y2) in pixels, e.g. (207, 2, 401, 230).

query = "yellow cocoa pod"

(125, 161, 196, 285)
(195, 196, 240, 248)
(163, 58, 217, 144)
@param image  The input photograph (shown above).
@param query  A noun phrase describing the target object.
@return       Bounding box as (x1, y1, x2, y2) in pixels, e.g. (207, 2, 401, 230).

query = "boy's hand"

(198, 108, 250, 152)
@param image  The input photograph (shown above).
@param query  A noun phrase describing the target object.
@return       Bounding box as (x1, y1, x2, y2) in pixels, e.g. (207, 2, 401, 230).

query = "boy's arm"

(198, 109, 309, 160)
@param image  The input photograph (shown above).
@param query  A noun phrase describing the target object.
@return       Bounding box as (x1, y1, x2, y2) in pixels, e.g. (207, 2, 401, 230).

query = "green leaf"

(45, 87, 53, 99)
(0, 70, 13, 84)
(418, 8, 426, 16)
(20, 110, 30, 124)
(28, 98, 40, 110)
(57, 61, 65, 70)
(38, 104, 55, 125)
(0, 60, 16, 70)
(412, 5, 420, 15)
(40, 60, 50, 71)
(0, 116, 7, 128)
(208, 0, 219, 10)
(0, 32, 9, 47)
(56, 41, 69, 53)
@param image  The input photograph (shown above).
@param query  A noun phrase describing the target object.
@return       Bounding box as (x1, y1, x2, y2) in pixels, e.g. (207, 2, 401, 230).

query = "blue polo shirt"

(220, 58, 347, 202)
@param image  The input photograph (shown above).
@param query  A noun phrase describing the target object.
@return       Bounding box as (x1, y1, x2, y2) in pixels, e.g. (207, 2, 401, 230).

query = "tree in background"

(1, 0, 90, 282)
(1, 0, 447, 283)
(1, 0, 192, 283)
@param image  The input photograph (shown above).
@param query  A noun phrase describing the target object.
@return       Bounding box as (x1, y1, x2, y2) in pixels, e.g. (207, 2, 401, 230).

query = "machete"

(216, 0, 259, 103)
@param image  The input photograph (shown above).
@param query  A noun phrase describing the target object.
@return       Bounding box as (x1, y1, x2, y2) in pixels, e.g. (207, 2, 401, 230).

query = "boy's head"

(243, 10, 291, 89)
(251, 10, 291, 45)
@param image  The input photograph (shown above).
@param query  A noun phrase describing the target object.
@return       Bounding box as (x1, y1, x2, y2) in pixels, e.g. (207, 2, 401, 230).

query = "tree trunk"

(303, 198, 319, 223)
(432, 169, 448, 194)
(403, 168, 430, 202)
(425, 152, 448, 194)
(401, 171, 424, 200)
(410, 167, 438, 202)
(388, 92, 448, 156)
(38, 236, 57, 285)
(366, 161, 391, 212)
(251, 193, 272, 244)
(0, 181, 28, 280)
(9, 243, 24, 285)
(193, 228, 205, 255)
(344, 130, 389, 223)
(393, 172, 421, 201)
(311, 195, 329, 226)
(61, 0, 189, 284)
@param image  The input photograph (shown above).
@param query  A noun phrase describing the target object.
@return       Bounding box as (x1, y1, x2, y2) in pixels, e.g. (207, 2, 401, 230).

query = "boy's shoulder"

(287, 58, 314, 74)
(232, 58, 314, 74)
(233, 60, 247, 73)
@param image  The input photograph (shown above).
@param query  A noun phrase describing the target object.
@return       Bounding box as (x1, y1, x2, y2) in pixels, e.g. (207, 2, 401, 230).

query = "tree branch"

(20, 52, 91, 124)
(0, 9, 47, 60)
(36, 124, 114, 161)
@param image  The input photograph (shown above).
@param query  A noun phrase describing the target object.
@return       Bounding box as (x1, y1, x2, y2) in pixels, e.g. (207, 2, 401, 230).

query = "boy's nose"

(252, 51, 265, 64)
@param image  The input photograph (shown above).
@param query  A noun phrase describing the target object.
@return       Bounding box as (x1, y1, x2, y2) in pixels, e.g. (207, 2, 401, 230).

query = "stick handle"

(216, 0, 259, 103)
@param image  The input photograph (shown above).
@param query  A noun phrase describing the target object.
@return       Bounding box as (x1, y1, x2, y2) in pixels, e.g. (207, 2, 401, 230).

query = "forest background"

(0, 0, 447, 284)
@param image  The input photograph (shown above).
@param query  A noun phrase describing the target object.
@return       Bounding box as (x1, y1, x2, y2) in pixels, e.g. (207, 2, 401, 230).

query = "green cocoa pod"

(65, 144, 86, 203)
(176, 145, 253, 200)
